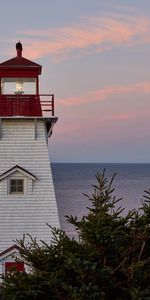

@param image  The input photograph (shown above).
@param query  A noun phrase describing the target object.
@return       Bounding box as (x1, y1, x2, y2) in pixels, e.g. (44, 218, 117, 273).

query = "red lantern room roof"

(0, 42, 55, 119)
(0, 42, 42, 75)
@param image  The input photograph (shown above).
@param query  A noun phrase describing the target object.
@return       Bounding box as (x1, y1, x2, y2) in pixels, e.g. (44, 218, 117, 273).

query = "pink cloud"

(57, 82, 150, 106)
(16, 13, 150, 61)
(54, 108, 150, 145)
(101, 113, 135, 122)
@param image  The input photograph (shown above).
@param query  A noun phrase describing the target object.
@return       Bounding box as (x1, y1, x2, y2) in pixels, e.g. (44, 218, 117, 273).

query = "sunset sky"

(1, 0, 150, 162)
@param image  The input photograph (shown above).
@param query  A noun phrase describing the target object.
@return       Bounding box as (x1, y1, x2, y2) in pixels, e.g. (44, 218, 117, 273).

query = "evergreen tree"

(1, 170, 150, 299)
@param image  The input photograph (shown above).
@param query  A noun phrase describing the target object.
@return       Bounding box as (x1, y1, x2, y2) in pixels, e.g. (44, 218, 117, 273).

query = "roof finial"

(16, 41, 23, 58)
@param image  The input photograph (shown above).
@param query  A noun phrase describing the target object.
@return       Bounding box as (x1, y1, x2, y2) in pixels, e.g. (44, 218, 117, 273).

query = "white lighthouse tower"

(0, 42, 60, 274)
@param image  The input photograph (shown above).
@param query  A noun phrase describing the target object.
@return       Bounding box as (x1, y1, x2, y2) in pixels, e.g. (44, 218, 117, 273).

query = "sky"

(1, 0, 150, 162)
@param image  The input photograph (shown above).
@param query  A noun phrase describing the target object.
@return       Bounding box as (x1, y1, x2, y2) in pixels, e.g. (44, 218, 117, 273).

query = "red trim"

(36, 77, 39, 94)
(0, 70, 40, 77)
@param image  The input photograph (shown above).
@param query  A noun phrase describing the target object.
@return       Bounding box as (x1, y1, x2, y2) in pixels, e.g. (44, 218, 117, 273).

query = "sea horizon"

(52, 163, 150, 235)
(52, 162, 150, 164)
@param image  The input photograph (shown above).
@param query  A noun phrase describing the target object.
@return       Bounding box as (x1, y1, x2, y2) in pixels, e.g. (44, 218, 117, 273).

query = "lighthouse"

(0, 42, 60, 275)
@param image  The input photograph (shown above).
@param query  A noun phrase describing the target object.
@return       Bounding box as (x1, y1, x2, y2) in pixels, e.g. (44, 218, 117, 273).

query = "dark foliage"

(1, 170, 150, 299)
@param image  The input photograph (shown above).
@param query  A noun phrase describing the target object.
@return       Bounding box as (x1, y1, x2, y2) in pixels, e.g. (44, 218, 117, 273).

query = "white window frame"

(8, 178, 25, 195)
(1, 77, 36, 95)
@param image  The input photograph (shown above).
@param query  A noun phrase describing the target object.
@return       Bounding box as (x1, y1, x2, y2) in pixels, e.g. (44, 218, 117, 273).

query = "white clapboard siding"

(0, 118, 60, 253)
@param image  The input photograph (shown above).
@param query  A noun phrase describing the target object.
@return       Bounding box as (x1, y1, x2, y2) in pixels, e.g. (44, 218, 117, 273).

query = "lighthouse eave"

(0, 116, 58, 121)
(0, 116, 58, 138)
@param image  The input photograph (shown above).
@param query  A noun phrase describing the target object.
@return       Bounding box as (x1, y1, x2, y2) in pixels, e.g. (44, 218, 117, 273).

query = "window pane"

(17, 180, 23, 192)
(10, 186, 16, 193)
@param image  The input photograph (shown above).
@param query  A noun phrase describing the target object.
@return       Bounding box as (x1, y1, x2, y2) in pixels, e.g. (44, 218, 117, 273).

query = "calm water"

(52, 163, 150, 235)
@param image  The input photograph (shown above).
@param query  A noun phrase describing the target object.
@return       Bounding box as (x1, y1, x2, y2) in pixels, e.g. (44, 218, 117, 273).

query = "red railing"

(40, 94, 54, 117)
(0, 94, 55, 117)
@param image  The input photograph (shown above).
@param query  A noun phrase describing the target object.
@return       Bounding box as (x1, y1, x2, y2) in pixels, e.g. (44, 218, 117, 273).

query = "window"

(9, 179, 24, 194)
(1, 77, 36, 94)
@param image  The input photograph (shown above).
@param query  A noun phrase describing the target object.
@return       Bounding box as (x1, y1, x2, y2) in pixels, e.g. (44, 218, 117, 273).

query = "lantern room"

(0, 42, 54, 117)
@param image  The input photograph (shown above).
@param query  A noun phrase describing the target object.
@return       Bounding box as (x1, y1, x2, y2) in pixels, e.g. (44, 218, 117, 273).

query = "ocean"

(52, 163, 150, 235)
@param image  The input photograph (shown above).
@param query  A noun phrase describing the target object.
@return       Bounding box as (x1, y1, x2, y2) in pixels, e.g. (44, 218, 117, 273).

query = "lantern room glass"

(1, 78, 36, 95)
